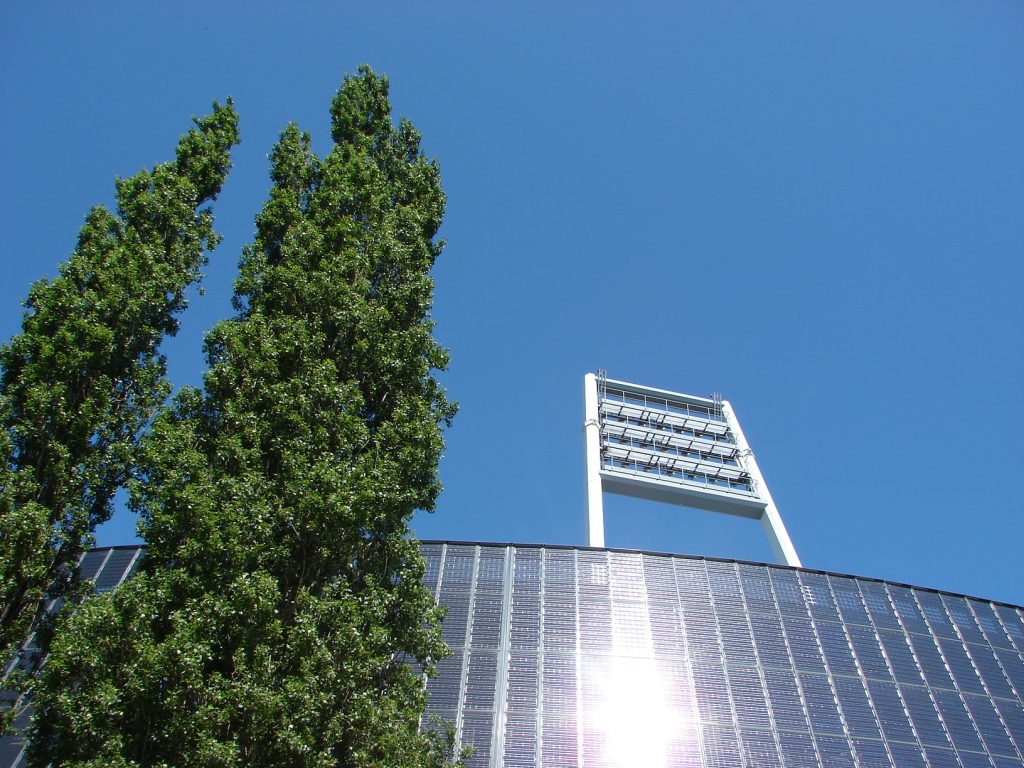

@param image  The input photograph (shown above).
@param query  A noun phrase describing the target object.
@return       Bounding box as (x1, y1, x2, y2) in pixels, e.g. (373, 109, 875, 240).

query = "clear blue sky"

(2, 3, 1022, 605)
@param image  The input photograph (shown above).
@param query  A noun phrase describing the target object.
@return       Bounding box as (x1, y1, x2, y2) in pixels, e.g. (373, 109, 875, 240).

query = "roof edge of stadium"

(417, 539, 1024, 611)
(81, 541, 1024, 611)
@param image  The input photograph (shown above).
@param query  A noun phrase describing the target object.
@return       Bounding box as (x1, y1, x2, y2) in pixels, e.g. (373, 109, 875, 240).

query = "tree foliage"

(28, 67, 458, 767)
(0, 102, 239, 730)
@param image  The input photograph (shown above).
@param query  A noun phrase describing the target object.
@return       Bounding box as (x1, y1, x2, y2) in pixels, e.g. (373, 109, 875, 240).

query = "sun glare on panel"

(592, 656, 681, 768)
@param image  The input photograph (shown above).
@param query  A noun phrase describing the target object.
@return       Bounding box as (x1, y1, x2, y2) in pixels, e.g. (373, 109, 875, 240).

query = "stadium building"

(3, 376, 1024, 768)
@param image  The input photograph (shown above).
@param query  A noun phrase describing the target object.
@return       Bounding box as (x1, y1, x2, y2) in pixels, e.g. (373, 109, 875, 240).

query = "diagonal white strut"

(720, 400, 801, 567)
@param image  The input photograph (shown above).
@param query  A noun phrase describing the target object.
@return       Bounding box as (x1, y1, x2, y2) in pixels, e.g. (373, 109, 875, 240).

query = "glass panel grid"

(945, 595, 989, 645)
(940, 636, 989, 696)
(854, 737, 895, 768)
(93, 548, 137, 591)
(994, 648, 1024, 701)
(763, 666, 812, 733)
(974, 601, 1017, 649)
(776, 730, 818, 768)
(888, 585, 930, 635)
(899, 683, 952, 748)
(967, 643, 1018, 701)
(847, 624, 894, 682)
(866, 679, 917, 744)
(739, 728, 782, 768)
(816, 619, 859, 677)
(797, 572, 841, 622)
(833, 675, 882, 740)
(995, 607, 1024, 654)
(915, 590, 959, 640)
(993, 698, 1024, 756)
(933, 687, 988, 756)
(830, 576, 871, 627)
(75, 549, 108, 581)
(859, 580, 902, 630)
(752, 612, 793, 670)
(814, 733, 857, 767)
(887, 740, 929, 767)
(964, 692, 1019, 758)
(798, 672, 845, 736)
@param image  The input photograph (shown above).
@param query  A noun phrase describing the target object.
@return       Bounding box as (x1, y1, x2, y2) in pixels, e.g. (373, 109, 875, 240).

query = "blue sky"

(2, 3, 1022, 605)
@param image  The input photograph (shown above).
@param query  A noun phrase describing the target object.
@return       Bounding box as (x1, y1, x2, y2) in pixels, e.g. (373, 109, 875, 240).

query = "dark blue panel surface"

(7, 544, 1024, 768)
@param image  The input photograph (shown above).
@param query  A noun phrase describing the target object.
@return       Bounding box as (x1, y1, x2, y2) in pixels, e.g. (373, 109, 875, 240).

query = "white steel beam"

(584, 373, 605, 548)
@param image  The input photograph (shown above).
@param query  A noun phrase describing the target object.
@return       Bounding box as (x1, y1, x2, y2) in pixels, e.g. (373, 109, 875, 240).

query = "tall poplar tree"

(0, 102, 239, 729)
(28, 67, 458, 767)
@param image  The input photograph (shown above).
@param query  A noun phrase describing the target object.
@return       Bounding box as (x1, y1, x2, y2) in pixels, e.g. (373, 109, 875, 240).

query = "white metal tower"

(584, 373, 801, 567)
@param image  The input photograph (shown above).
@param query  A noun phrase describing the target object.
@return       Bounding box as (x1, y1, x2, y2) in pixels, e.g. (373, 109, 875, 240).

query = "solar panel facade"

(3, 543, 1024, 768)
(420, 543, 1024, 768)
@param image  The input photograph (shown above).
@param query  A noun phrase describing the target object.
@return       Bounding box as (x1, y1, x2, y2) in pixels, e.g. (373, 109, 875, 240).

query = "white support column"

(722, 401, 802, 568)
(583, 373, 605, 548)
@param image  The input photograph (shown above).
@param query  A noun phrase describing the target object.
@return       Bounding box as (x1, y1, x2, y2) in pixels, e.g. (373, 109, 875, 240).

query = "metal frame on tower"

(584, 373, 801, 567)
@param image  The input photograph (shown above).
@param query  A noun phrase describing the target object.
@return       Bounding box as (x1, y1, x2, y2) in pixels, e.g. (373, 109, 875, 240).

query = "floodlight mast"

(583, 373, 802, 567)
